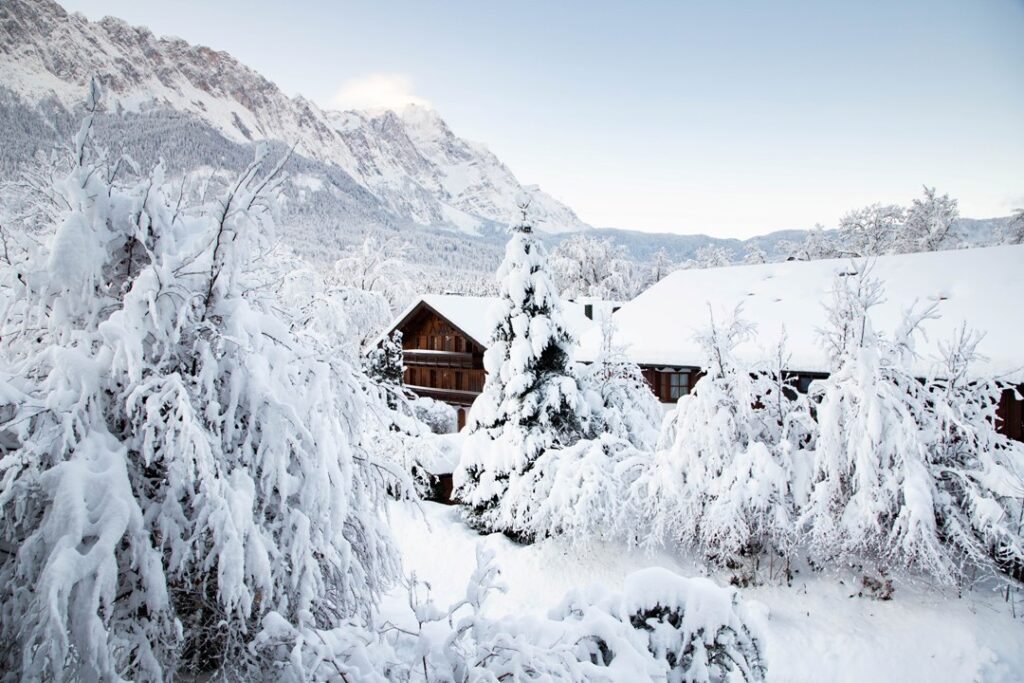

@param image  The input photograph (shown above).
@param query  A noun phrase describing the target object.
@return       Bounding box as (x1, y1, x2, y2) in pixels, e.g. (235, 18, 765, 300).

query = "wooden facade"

(385, 302, 1024, 444)
(391, 303, 487, 431)
(640, 366, 700, 403)
(998, 386, 1024, 442)
(639, 364, 1024, 443)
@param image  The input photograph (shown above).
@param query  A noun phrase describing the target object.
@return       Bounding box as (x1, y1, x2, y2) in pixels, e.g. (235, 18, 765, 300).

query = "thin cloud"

(328, 73, 430, 111)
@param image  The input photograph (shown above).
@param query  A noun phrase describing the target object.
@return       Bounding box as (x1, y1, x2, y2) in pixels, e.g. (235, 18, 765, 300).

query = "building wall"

(396, 308, 486, 429)
(639, 365, 1024, 443)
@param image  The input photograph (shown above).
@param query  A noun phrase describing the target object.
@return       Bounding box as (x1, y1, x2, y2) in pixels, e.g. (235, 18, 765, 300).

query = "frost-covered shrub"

(455, 200, 591, 535)
(413, 396, 458, 434)
(290, 549, 765, 683)
(0, 92, 397, 680)
(554, 567, 766, 683)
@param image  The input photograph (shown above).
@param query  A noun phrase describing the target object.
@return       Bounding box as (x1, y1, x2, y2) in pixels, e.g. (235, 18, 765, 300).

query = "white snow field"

(383, 501, 1024, 683)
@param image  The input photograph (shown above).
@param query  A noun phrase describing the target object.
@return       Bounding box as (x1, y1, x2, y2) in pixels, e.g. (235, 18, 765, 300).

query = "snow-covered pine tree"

(582, 313, 663, 451)
(0, 90, 397, 680)
(634, 307, 800, 574)
(366, 330, 407, 409)
(453, 198, 591, 536)
(915, 326, 1024, 584)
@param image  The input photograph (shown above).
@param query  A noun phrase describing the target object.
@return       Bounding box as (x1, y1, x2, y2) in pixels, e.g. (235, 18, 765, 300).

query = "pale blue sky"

(62, 0, 1024, 237)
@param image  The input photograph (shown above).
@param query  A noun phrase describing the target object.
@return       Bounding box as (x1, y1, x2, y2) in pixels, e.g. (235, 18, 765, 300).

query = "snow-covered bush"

(554, 567, 766, 683)
(287, 549, 766, 683)
(455, 200, 592, 536)
(0, 92, 397, 680)
(506, 433, 649, 546)
(582, 313, 663, 451)
(634, 308, 805, 575)
(413, 396, 458, 434)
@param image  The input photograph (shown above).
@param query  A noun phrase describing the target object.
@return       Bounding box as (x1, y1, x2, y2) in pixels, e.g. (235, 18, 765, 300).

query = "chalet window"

(444, 335, 453, 352)
(796, 375, 816, 394)
(429, 369, 437, 387)
(455, 337, 464, 353)
(455, 371, 463, 390)
(667, 371, 689, 400)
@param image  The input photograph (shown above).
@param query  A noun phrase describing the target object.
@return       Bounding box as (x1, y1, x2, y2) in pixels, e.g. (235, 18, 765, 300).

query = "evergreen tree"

(454, 199, 591, 535)
(801, 265, 1024, 584)
(366, 330, 407, 409)
(635, 307, 803, 576)
(800, 265, 939, 573)
(581, 313, 663, 451)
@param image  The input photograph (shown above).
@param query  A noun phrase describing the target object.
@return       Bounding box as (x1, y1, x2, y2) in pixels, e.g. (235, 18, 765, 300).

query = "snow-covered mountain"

(0, 0, 587, 236)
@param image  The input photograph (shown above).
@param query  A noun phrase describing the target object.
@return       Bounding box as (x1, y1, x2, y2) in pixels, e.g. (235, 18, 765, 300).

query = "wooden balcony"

(406, 384, 480, 406)
(403, 350, 476, 368)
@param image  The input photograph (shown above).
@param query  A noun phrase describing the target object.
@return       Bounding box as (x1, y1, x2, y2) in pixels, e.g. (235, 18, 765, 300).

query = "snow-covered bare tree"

(648, 247, 675, 286)
(743, 245, 767, 264)
(1003, 208, 1024, 245)
(0, 91, 397, 680)
(778, 224, 839, 262)
(551, 233, 638, 301)
(333, 234, 414, 313)
(454, 199, 591, 536)
(901, 186, 958, 252)
(688, 244, 734, 269)
(838, 203, 904, 256)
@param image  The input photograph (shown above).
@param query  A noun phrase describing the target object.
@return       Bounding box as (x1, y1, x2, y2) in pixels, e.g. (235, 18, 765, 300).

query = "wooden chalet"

(580, 245, 1024, 441)
(382, 295, 614, 431)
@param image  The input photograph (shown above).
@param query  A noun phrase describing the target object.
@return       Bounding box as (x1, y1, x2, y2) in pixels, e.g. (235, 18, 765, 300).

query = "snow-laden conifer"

(800, 265, 937, 572)
(634, 308, 805, 574)
(454, 199, 591, 535)
(581, 313, 663, 451)
(0, 90, 397, 680)
(909, 327, 1024, 583)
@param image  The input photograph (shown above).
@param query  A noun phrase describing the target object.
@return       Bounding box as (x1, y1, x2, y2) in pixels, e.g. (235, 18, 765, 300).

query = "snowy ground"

(382, 501, 1024, 683)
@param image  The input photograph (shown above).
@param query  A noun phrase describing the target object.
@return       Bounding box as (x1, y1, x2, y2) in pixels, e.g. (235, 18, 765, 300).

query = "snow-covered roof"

(386, 294, 614, 349)
(579, 245, 1024, 382)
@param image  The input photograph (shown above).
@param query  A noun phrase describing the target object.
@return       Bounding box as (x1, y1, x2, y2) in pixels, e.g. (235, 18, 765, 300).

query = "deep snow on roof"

(579, 245, 1024, 382)
(389, 294, 613, 348)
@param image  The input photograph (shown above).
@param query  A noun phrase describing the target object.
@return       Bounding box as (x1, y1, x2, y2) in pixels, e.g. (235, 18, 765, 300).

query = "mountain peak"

(0, 0, 589, 236)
